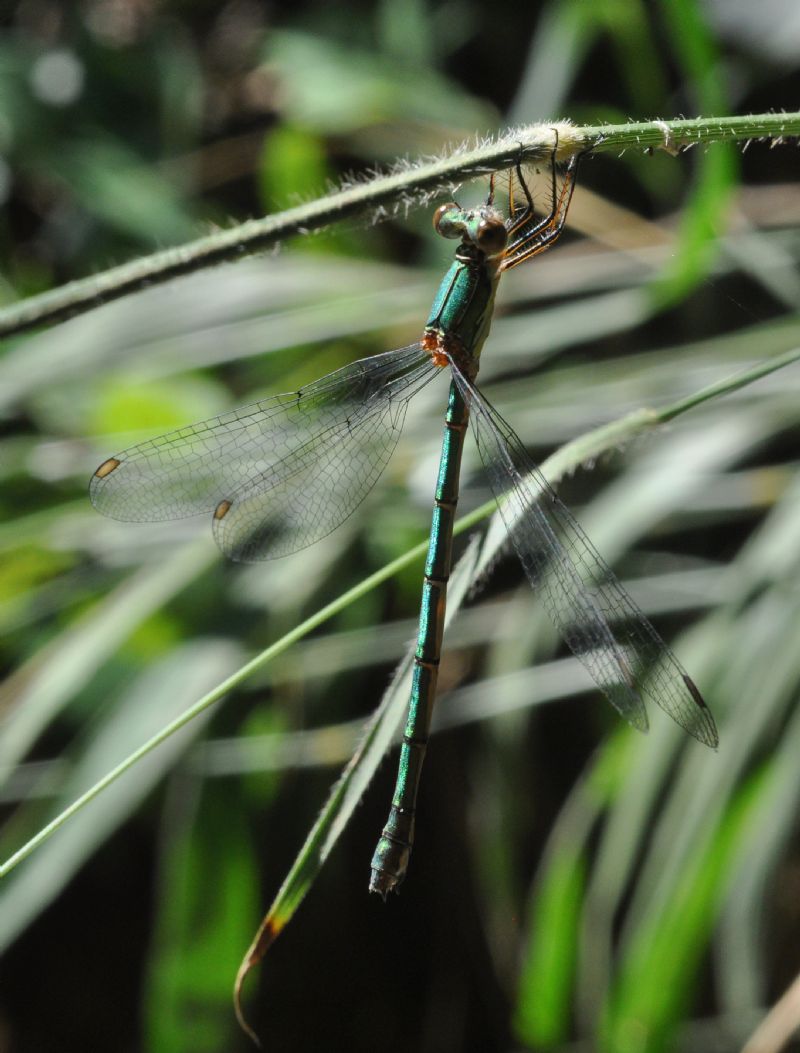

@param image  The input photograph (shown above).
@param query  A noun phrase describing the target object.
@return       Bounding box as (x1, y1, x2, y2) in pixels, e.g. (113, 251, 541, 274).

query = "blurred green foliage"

(1, 2, 800, 1052)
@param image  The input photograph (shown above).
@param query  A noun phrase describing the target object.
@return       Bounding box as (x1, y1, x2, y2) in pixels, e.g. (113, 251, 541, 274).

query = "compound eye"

(433, 203, 463, 239)
(476, 217, 508, 257)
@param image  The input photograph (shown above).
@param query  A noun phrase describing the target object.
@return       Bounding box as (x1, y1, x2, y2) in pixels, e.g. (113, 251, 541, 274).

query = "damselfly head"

(433, 202, 508, 259)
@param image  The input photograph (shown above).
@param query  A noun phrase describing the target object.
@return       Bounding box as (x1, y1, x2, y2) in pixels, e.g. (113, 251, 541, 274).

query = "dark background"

(1, 2, 800, 1052)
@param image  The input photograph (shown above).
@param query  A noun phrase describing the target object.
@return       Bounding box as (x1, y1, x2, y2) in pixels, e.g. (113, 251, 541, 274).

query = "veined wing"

(450, 364, 718, 747)
(91, 344, 439, 562)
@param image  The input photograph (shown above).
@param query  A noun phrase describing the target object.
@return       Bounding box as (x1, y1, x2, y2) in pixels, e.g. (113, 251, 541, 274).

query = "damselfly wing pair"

(91, 139, 718, 897)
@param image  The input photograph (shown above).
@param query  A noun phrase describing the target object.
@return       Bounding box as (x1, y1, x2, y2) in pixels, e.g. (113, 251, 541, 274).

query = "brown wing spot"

(214, 498, 233, 520)
(682, 674, 709, 710)
(94, 457, 121, 479)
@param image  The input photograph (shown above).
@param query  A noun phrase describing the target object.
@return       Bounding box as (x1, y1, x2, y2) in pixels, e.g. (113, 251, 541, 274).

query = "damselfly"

(90, 138, 718, 897)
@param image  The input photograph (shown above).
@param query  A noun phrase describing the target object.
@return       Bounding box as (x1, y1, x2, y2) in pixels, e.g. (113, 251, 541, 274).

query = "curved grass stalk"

(0, 113, 797, 339)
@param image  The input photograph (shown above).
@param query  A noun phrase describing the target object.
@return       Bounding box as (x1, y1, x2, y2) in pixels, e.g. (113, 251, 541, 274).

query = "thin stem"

(1, 112, 797, 338)
(657, 345, 800, 422)
(0, 540, 429, 878)
(2, 341, 797, 877)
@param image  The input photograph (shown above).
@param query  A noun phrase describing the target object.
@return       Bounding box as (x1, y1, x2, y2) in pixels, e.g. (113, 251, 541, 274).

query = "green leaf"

(145, 780, 260, 1053)
(515, 849, 587, 1046)
(56, 137, 197, 246)
(259, 125, 330, 213)
(0, 543, 214, 776)
(0, 640, 243, 956)
(601, 768, 769, 1053)
(262, 30, 496, 135)
(650, 0, 738, 307)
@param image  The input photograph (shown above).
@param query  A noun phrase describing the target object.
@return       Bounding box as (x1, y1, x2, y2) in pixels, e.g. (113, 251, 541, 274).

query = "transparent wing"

(451, 365, 718, 747)
(91, 344, 439, 562)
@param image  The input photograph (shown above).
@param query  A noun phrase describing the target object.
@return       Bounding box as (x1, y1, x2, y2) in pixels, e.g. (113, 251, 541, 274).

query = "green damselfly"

(90, 139, 718, 898)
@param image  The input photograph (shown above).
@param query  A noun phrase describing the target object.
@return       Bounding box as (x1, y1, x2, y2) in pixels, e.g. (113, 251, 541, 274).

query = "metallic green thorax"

(424, 252, 502, 368)
(369, 208, 505, 896)
(422, 200, 507, 372)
